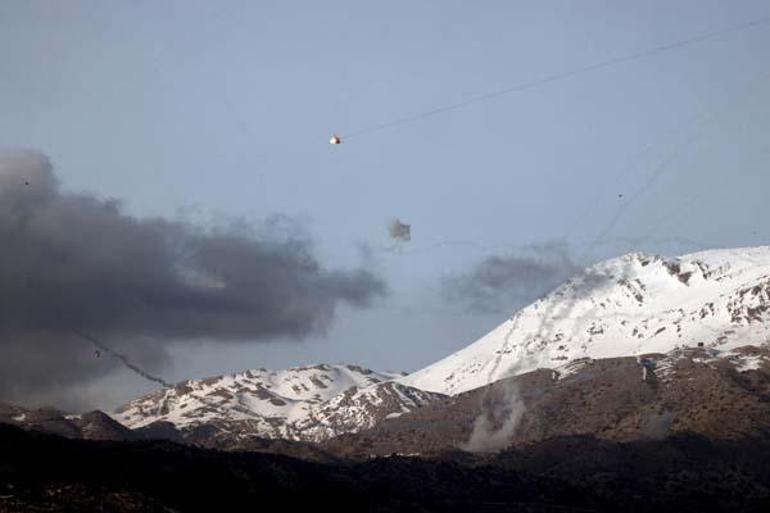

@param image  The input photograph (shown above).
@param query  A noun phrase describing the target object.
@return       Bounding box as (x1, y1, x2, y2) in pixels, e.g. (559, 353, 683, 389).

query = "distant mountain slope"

(402, 247, 770, 395)
(0, 403, 134, 441)
(326, 344, 770, 457)
(114, 364, 444, 442)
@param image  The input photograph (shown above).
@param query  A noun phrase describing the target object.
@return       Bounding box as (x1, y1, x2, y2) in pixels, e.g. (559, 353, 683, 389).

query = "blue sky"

(1, 0, 769, 409)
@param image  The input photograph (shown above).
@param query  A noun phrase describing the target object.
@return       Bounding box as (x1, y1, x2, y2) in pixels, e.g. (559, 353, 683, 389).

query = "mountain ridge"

(400, 246, 770, 395)
(113, 363, 444, 442)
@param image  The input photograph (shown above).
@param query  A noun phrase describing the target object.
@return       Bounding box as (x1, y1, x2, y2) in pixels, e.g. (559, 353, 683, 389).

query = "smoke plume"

(442, 242, 581, 313)
(71, 329, 171, 387)
(0, 151, 385, 403)
(388, 218, 411, 243)
(641, 410, 675, 439)
(460, 383, 525, 453)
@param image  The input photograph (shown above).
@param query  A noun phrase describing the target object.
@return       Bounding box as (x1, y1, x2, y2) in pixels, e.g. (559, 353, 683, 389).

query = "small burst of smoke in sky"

(460, 383, 526, 453)
(388, 218, 411, 243)
(0, 151, 386, 404)
(441, 241, 582, 314)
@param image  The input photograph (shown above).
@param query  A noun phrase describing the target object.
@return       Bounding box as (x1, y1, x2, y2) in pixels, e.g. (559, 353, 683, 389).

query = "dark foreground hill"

(1, 424, 770, 512)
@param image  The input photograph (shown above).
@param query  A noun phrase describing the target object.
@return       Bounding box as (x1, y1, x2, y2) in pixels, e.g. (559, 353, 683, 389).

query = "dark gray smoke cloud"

(0, 151, 385, 403)
(71, 329, 171, 387)
(441, 242, 581, 314)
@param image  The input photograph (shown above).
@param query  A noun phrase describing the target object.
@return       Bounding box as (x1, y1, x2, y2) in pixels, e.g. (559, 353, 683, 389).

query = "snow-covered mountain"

(114, 364, 443, 442)
(113, 246, 770, 444)
(401, 246, 770, 395)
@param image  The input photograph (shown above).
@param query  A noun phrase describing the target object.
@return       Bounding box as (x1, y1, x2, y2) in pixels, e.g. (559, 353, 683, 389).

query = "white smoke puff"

(460, 383, 525, 453)
(641, 410, 675, 439)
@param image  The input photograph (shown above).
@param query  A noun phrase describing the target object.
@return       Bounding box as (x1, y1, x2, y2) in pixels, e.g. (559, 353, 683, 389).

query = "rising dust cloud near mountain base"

(460, 383, 526, 453)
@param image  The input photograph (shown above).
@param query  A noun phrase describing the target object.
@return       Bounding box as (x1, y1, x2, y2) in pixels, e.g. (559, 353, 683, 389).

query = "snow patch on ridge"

(401, 247, 770, 395)
(113, 364, 443, 442)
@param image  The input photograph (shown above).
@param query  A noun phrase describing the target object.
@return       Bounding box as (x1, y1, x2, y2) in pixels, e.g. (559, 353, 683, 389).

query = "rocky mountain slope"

(0, 403, 134, 441)
(113, 364, 444, 442)
(402, 246, 770, 395)
(326, 343, 770, 457)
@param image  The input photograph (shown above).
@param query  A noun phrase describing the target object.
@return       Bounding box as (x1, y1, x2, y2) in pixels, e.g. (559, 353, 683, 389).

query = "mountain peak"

(401, 246, 770, 395)
(113, 363, 443, 442)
